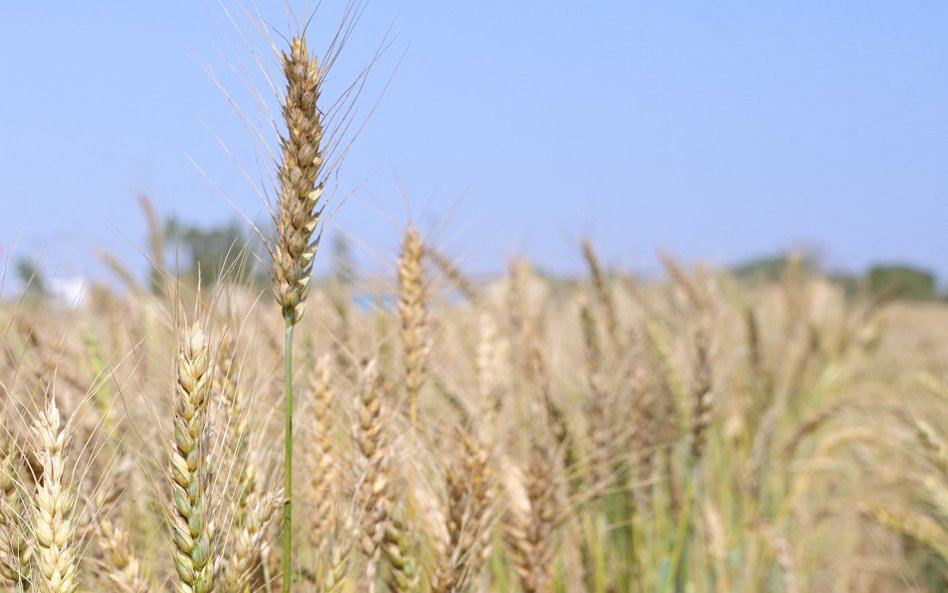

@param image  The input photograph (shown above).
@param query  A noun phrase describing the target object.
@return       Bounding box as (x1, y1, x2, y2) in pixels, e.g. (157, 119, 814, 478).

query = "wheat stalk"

(911, 417, 948, 477)
(269, 34, 329, 592)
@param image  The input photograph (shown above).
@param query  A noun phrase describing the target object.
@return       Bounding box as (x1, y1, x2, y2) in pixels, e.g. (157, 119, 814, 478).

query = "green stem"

(283, 313, 295, 593)
(664, 476, 695, 593)
(264, 555, 274, 593)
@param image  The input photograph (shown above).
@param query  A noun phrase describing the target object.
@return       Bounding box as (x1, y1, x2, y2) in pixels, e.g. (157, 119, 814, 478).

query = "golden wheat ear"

(581, 239, 621, 350)
(352, 360, 390, 590)
(272, 36, 326, 326)
(98, 519, 148, 593)
(504, 446, 560, 593)
(398, 227, 429, 436)
(31, 398, 80, 593)
(0, 432, 31, 589)
(433, 430, 494, 593)
(169, 322, 216, 593)
(306, 354, 337, 553)
(222, 490, 281, 593)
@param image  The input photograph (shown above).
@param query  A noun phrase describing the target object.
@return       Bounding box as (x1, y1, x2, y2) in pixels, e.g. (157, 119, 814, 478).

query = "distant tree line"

(11, 218, 947, 303)
(732, 255, 943, 301)
(158, 215, 267, 289)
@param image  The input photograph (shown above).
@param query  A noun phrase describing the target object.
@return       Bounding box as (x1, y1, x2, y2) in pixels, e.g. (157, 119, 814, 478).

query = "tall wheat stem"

(283, 313, 294, 593)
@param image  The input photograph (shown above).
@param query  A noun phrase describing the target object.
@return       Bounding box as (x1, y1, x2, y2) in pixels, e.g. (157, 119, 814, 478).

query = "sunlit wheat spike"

(31, 399, 80, 593)
(272, 36, 326, 325)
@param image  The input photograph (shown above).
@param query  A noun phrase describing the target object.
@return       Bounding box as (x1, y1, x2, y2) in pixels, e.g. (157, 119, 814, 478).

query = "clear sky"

(1, 2, 947, 283)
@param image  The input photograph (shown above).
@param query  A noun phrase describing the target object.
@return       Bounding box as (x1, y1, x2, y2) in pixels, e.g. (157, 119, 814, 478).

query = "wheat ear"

(505, 448, 558, 593)
(99, 519, 147, 593)
(476, 312, 505, 430)
(223, 490, 281, 593)
(31, 399, 80, 593)
(581, 239, 620, 349)
(434, 433, 493, 593)
(170, 323, 215, 593)
(354, 360, 390, 591)
(382, 518, 418, 593)
(689, 314, 714, 462)
(398, 227, 428, 440)
(0, 434, 30, 589)
(216, 330, 258, 529)
(323, 537, 351, 593)
(581, 298, 613, 490)
(272, 35, 325, 325)
(307, 355, 337, 551)
(319, 515, 354, 593)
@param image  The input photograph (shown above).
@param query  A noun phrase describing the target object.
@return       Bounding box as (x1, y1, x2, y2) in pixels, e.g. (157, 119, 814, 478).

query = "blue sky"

(1, 2, 947, 283)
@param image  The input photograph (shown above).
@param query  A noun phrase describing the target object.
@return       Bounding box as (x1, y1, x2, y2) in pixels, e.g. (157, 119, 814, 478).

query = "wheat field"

(1, 15, 947, 593)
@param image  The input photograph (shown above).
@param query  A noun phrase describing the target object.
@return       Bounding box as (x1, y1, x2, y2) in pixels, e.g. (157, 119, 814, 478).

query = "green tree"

(15, 256, 47, 299)
(331, 232, 356, 286)
(163, 217, 265, 287)
(867, 264, 937, 301)
(731, 253, 818, 283)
